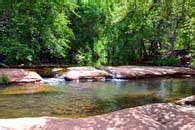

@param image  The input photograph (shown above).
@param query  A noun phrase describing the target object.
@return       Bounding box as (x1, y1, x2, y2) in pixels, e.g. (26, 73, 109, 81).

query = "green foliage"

(0, 74, 9, 85)
(0, 0, 75, 65)
(68, 2, 108, 65)
(0, 41, 35, 65)
(152, 57, 179, 66)
(0, 0, 194, 66)
(190, 59, 195, 68)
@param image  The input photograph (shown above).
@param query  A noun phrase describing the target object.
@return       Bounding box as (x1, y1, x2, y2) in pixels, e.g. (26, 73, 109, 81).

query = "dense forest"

(0, 0, 194, 67)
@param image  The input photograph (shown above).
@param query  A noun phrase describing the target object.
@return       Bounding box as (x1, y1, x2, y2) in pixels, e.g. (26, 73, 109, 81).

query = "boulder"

(0, 69, 43, 83)
(62, 66, 112, 81)
(104, 66, 195, 79)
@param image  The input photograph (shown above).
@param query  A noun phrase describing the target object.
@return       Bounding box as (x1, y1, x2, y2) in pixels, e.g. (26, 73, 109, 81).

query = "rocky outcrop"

(104, 66, 195, 79)
(1, 97, 195, 130)
(62, 66, 195, 81)
(62, 66, 112, 81)
(0, 69, 43, 83)
(3, 66, 194, 82)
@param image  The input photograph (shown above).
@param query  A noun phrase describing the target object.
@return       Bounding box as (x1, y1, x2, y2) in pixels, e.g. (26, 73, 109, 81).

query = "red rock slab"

(0, 69, 43, 83)
(62, 66, 112, 81)
(104, 66, 195, 79)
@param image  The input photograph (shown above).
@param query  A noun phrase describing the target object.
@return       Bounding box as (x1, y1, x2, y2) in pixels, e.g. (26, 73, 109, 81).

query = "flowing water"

(0, 77, 195, 118)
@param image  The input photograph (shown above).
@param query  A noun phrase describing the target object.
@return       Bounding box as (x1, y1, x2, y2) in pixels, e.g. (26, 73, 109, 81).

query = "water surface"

(0, 78, 194, 118)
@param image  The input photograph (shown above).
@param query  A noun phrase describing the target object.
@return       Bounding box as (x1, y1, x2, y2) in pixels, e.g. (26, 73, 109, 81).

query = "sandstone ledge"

(0, 96, 195, 130)
(104, 66, 195, 79)
(1, 66, 195, 82)
(62, 66, 195, 81)
(0, 69, 43, 84)
(62, 66, 112, 81)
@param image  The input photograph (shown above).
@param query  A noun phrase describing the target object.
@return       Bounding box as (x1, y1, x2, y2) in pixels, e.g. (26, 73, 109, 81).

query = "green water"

(0, 78, 195, 118)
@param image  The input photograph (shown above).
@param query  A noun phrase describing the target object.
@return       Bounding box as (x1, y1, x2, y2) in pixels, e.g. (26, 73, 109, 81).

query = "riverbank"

(0, 96, 195, 130)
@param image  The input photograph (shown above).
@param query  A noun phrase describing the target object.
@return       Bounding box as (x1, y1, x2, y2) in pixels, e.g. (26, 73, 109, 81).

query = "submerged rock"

(62, 66, 112, 81)
(104, 66, 195, 79)
(0, 69, 43, 84)
(1, 99, 195, 130)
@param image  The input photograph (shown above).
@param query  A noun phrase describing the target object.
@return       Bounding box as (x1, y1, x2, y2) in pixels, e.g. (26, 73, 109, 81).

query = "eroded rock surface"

(62, 66, 112, 81)
(62, 66, 195, 81)
(104, 66, 195, 79)
(0, 69, 43, 83)
(1, 97, 195, 130)
(4, 66, 194, 82)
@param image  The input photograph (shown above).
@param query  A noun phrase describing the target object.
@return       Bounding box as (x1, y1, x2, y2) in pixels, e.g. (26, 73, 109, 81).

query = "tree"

(0, 0, 75, 65)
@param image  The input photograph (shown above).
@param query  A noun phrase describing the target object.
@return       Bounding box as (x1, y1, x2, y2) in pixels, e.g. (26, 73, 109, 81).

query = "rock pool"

(0, 77, 194, 118)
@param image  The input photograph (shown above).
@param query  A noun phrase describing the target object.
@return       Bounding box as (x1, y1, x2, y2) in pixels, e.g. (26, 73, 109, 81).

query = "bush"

(152, 57, 179, 66)
(0, 1, 74, 65)
(0, 74, 10, 85)
(1, 42, 35, 65)
(190, 59, 195, 68)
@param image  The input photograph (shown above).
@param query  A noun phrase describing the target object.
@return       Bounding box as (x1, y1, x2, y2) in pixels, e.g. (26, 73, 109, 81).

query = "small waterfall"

(111, 73, 128, 82)
(43, 76, 65, 86)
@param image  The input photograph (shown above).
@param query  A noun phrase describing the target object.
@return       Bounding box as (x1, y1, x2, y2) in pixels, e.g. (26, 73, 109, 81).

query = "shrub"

(0, 74, 10, 85)
(152, 57, 179, 66)
(190, 59, 195, 68)
(1, 42, 35, 65)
